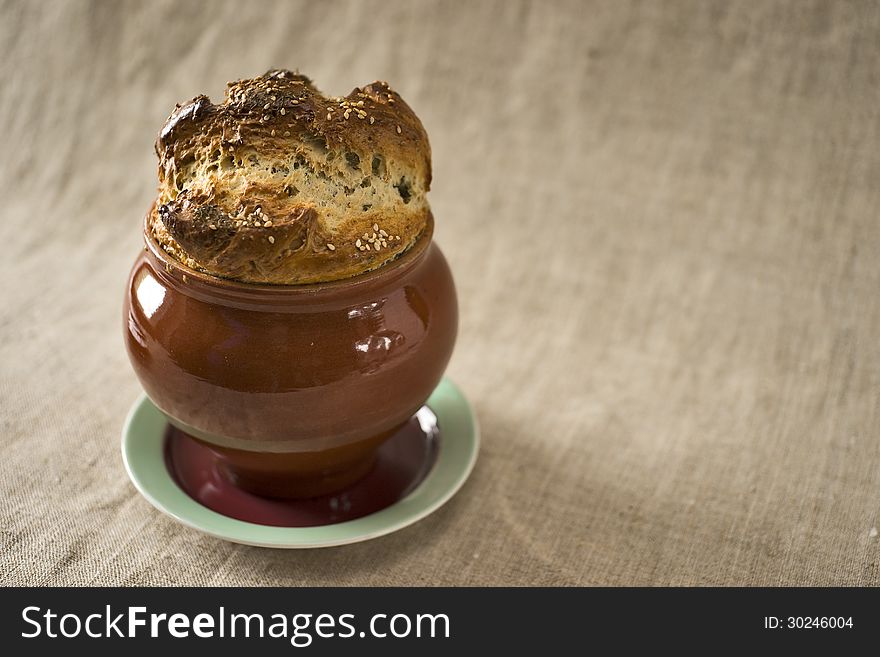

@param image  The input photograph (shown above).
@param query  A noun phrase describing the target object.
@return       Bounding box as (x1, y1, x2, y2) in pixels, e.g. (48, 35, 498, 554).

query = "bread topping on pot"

(150, 70, 432, 285)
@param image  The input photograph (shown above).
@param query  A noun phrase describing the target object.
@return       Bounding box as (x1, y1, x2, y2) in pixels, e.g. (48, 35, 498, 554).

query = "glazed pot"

(123, 213, 457, 498)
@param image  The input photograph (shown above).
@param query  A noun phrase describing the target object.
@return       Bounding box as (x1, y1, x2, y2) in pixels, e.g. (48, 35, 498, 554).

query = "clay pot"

(123, 213, 456, 498)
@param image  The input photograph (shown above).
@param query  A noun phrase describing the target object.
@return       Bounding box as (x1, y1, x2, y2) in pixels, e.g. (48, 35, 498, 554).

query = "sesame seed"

(396, 125, 402, 134)
(381, 240, 387, 247)
(208, 224, 216, 230)
(356, 239, 362, 247)
(327, 113, 332, 120)
(268, 236, 275, 244)
(263, 114, 271, 121)
(280, 108, 286, 115)
(372, 223, 379, 231)
(344, 110, 351, 119)
(379, 229, 388, 237)
(292, 99, 299, 104)
(373, 242, 380, 251)
(264, 220, 272, 226)
(263, 103, 270, 110)
(327, 243, 336, 251)
(271, 96, 276, 101)
(271, 129, 276, 136)
(369, 117, 375, 124)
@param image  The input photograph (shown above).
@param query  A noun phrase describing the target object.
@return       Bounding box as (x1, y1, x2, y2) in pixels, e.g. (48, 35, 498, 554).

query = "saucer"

(122, 377, 479, 548)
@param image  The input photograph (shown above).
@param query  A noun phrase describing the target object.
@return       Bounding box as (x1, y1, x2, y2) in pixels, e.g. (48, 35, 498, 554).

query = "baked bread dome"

(149, 69, 431, 284)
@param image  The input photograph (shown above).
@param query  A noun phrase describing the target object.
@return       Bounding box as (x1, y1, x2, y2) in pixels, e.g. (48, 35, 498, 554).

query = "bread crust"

(149, 70, 432, 284)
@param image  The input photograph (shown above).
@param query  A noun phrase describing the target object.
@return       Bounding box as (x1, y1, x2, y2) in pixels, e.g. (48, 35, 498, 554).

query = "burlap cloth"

(2, 0, 879, 586)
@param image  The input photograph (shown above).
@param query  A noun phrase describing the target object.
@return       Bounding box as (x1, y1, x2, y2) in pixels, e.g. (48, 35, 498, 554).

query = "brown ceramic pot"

(123, 213, 456, 498)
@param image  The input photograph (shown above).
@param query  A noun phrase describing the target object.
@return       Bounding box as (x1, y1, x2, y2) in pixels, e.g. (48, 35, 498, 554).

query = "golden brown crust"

(149, 70, 432, 284)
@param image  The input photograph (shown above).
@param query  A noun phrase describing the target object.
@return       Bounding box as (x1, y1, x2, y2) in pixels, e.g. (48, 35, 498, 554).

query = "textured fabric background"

(2, 0, 879, 586)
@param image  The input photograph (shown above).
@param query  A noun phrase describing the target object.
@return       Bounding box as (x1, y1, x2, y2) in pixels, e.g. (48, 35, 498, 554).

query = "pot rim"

(141, 210, 434, 306)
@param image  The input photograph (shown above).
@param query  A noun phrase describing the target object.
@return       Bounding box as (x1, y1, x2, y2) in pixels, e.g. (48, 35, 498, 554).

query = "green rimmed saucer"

(121, 377, 478, 548)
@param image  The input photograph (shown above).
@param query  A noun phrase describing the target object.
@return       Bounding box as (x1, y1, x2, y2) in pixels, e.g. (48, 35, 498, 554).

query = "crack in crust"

(149, 69, 432, 284)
